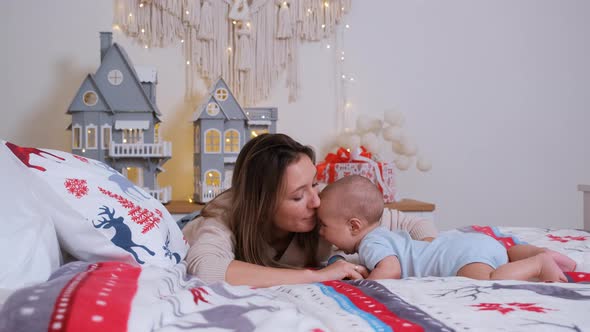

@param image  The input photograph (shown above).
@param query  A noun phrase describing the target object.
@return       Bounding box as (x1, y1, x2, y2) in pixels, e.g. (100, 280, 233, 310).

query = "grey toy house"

(67, 32, 172, 203)
(193, 78, 277, 203)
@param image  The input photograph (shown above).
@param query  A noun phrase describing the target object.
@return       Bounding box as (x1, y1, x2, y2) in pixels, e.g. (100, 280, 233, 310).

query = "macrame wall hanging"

(113, 0, 352, 106)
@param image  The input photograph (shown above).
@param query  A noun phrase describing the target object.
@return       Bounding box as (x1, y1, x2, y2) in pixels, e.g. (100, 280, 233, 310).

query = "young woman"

(183, 133, 438, 287)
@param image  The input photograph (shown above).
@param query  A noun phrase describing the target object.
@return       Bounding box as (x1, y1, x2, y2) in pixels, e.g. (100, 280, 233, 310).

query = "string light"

(144, 45, 148, 49)
(141, 28, 145, 33)
(334, 18, 357, 133)
(324, 1, 329, 8)
(180, 39, 184, 43)
(128, 13, 133, 17)
(139, 3, 144, 7)
(186, 10, 190, 15)
(227, 47, 232, 52)
(326, 44, 331, 49)
(186, 60, 190, 65)
(232, 20, 237, 25)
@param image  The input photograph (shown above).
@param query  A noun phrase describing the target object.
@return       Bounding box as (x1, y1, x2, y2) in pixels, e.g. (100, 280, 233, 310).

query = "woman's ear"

(348, 218, 362, 235)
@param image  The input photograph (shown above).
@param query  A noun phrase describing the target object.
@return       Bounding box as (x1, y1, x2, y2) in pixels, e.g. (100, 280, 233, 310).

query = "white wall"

(1, 1, 589, 230)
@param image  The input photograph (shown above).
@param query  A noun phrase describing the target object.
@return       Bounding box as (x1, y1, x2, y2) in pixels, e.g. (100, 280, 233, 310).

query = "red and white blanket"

(1, 227, 590, 332)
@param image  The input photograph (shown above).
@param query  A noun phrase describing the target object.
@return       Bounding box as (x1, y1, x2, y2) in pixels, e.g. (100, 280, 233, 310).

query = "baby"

(318, 175, 568, 282)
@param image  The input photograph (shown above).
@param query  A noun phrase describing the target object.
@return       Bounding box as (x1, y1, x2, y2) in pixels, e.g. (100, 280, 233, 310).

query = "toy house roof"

(67, 74, 114, 114)
(193, 77, 248, 121)
(66, 41, 161, 120)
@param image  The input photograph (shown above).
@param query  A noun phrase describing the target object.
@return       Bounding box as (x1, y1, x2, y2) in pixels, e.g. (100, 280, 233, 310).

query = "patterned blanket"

(1, 227, 590, 332)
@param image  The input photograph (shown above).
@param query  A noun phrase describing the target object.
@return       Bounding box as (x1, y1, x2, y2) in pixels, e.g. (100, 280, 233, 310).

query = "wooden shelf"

(164, 199, 435, 215)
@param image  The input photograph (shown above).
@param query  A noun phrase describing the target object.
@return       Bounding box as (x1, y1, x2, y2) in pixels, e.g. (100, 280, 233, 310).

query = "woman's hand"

(315, 259, 369, 281)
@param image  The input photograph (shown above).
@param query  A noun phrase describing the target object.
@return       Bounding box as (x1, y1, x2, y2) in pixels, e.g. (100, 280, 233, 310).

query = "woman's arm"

(381, 209, 438, 241)
(184, 216, 366, 287)
(226, 259, 366, 287)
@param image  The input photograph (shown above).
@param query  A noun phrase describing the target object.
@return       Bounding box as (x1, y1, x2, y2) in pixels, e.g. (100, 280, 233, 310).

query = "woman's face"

(273, 154, 320, 235)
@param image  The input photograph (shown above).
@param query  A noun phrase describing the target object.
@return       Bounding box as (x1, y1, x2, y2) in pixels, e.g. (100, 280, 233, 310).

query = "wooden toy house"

(67, 32, 172, 203)
(192, 78, 277, 203)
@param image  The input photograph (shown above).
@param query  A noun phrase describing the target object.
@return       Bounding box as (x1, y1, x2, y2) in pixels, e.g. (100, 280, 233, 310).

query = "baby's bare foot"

(543, 248, 577, 272)
(537, 253, 567, 282)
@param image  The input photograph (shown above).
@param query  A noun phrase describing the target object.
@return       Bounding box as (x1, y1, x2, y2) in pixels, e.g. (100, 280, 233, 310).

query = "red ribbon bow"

(316, 146, 372, 183)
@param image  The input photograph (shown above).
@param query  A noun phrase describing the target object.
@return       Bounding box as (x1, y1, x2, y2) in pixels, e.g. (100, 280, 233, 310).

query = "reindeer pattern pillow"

(2, 141, 187, 267)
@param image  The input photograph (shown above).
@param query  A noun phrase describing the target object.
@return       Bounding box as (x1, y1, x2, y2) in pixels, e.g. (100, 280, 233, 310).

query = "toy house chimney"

(100, 32, 113, 61)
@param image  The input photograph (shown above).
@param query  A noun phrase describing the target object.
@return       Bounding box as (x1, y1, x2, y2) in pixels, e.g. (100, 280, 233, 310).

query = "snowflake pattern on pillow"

(3, 141, 187, 267)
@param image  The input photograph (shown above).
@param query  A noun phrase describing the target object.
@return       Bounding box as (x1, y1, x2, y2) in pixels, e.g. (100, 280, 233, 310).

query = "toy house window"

(206, 102, 220, 116)
(72, 125, 82, 149)
(214, 88, 228, 101)
(101, 125, 112, 149)
(205, 129, 221, 153)
(123, 129, 144, 144)
(86, 125, 98, 149)
(107, 70, 124, 86)
(82, 91, 98, 106)
(205, 170, 221, 186)
(224, 130, 240, 153)
(250, 128, 269, 138)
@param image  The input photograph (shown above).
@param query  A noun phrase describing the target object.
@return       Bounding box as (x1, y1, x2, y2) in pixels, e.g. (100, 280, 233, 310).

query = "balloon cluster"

(334, 110, 432, 172)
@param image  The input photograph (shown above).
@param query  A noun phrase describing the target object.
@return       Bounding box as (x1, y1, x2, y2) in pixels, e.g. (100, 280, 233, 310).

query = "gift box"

(316, 147, 396, 202)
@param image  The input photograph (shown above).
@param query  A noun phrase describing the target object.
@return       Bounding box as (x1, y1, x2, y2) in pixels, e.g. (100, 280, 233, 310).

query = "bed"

(1, 141, 590, 331)
(1, 227, 589, 331)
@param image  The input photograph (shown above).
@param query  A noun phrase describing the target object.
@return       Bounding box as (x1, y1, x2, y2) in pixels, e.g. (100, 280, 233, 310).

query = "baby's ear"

(348, 218, 362, 234)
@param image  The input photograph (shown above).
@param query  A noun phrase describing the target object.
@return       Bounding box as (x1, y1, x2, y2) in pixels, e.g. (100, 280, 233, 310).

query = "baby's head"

(317, 175, 384, 253)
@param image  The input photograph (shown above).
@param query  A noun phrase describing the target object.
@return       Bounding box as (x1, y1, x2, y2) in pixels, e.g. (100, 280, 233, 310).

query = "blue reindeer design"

(93, 206, 155, 264)
(95, 162, 151, 201)
(163, 231, 181, 263)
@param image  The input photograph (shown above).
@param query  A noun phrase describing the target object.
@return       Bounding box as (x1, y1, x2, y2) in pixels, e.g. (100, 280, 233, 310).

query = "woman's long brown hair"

(227, 133, 319, 268)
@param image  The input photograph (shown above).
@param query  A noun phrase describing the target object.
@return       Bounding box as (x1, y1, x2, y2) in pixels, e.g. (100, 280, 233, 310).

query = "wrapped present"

(316, 147, 396, 202)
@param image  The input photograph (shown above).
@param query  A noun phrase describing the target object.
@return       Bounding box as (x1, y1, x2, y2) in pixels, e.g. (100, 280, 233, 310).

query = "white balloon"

(356, 117, 373, 133)
(356, 116, 382, 133)
(382, 125, 404, 142)
(392, 141, 404, 154)
(402, 141, 418, 156)
(361, 132, 380, 153)
(384, 110, 405, 127)
(394, 155, 411, 171)
(416, 156, 432, 172)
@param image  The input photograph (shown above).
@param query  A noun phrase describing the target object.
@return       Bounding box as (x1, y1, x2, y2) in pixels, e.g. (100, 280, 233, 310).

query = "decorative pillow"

(2, 140, 188, 267)
(0, 142, 61, 289)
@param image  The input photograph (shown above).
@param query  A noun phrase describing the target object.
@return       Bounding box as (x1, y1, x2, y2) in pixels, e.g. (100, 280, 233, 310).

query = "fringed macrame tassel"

(197, 0, 214, 40)
(183, 0, 201, 29)
(114, 0, 352, 106)
(236, 23, 252, 72)
(229, 0, 251, 21)
(276, 1, 293, 39)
